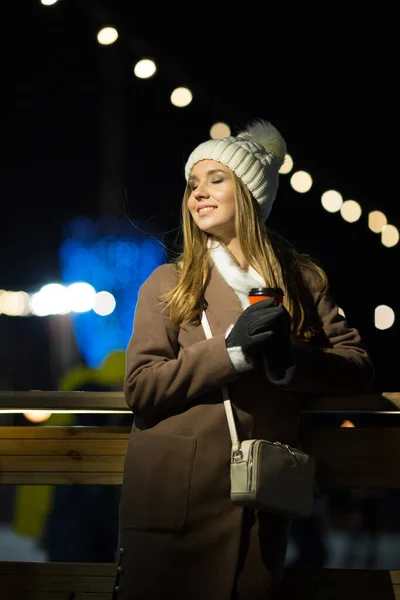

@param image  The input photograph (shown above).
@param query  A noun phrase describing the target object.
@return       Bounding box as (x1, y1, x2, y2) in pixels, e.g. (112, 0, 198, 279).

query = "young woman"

(113, 120, 374, 599)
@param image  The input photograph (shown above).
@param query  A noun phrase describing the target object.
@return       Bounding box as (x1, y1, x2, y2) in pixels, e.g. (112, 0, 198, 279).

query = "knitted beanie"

(184, 119, 287, 221)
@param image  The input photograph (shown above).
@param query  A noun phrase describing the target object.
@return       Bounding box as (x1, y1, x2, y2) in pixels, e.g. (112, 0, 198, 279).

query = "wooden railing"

(0, 390, 399, 599)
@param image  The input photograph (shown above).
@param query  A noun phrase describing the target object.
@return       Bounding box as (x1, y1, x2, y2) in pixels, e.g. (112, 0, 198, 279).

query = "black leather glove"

(260, 304, 294, 381)
(226, 298, 276, 356)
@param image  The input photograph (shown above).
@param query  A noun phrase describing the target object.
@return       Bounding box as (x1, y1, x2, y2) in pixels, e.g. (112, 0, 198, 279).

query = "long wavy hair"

(162, 169, 328, 339)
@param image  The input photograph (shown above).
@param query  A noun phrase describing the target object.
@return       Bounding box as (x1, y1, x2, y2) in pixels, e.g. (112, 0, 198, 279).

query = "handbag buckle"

(232, 449, 243, 462)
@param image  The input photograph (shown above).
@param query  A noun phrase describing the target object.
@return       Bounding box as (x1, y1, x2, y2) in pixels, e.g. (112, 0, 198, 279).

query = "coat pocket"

(119, 432, 196, 533)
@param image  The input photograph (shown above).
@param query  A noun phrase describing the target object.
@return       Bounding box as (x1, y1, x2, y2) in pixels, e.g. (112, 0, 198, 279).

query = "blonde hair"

(162, 169, 328, 339)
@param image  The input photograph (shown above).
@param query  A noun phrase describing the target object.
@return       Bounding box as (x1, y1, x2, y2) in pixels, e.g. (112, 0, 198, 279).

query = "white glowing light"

(170, 87, 193, 108)
(290, 170, 313, 193)
(67, 282, 96, 313)
(340, 200, 362, 223)
(133, 59, 157, 79)
(279, 154, 294, 175)
(24, 411, 52, 423)
(0, 291, 30, 316)
(381, 224, 399, 248)
(374, 305, 395, 330)
(321, 190, 343, 213)
(94, 291, 116, 316)
(97, 27, 119, 46)
(30, 283, 69, 316)
(41, 0, 59, 5)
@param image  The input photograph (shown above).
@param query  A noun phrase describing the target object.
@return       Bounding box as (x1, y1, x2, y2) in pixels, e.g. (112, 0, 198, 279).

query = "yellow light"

(368, 210, 387, 234)
(170, 87, 193, 108)
(290, 170, 313, 193)
(133, 59, 157, 79)
(340, 200, 362, 223)
(321, 190, 343, 213)
(210, 122, 230, 139)
(375, 305, 395, 330)
(279, 154, 293, 175)
(381, 224, 399, 248)
(23, 411, 52, 423)
(97, 27, 119, 46)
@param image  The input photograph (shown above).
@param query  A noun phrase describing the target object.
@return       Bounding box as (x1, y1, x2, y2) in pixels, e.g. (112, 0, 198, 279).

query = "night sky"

(1, 1, 399, 390)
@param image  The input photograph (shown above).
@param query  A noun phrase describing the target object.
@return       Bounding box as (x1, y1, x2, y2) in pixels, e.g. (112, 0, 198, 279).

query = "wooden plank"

(0, 455, 123, 472)
(0, 390, 399, 412)
(1, 594, 112, 600)
(1, 427, 400, 487)
(0, 426, 130, 439)
(0, 563, 399, 599)
(0, 575, 113, 593)
(0, 472, 123, 485)
(0, 563, 116, 595)
(0, 439, 128, 455)
(0, 391, 129, 412)
(0, 562, 116, 576)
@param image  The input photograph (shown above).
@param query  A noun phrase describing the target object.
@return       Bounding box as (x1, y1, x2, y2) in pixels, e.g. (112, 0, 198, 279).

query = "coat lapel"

(203, 264, 244, 336)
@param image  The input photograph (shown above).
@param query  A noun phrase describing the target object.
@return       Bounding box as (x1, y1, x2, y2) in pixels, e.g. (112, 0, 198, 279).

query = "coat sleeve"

(123, 266, 238, 419)
(284, 278, 375, 395)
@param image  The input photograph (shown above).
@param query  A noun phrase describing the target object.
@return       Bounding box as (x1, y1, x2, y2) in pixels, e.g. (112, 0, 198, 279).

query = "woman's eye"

(211, 179, 223, 184)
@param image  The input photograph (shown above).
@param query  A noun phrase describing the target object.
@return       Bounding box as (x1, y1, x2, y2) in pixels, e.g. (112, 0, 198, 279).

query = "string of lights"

(6, 1, 393, 334)
(39, 0, 399, 249)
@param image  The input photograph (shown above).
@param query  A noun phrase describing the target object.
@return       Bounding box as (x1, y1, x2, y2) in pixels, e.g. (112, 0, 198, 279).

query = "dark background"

(1, 1, 399, 390)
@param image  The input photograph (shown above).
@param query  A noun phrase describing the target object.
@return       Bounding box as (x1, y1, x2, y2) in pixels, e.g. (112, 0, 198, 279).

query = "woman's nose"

(193, 183, 209, 198)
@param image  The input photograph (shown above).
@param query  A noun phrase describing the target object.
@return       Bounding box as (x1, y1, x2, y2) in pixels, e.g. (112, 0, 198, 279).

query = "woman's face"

(187, 160, 236, 240)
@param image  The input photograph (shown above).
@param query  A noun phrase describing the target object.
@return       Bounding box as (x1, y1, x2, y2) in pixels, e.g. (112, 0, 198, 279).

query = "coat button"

(114, 585, 121, 592)
(117, 566, 123, 573)
(119, 548, 125, 555)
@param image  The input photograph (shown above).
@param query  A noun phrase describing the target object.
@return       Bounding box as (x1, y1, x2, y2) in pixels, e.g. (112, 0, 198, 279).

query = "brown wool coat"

(115, 261, 374, 600)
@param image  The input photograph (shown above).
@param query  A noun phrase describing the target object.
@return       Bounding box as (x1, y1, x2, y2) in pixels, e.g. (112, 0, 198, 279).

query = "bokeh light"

(279, 154, 294, 175)
(133, 59, 157, 79)
(374, 305, 395, 330)
(170, 87, 193, 107)
(210, 122, 231, 139)
(290, 170, 313, 193)
(94, 291, 116, 316)
(23, 411, 52, 423)
(97, 27, 119, 46)
(368, 210, 387, 234)
(321, 190, 343, 213)
(59, 216, 166, 367)
(381, 224, 399, 248)
(340, 200, 362, 223)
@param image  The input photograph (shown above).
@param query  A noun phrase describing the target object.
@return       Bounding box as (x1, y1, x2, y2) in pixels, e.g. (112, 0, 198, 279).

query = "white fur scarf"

(208, 239, 266, 309)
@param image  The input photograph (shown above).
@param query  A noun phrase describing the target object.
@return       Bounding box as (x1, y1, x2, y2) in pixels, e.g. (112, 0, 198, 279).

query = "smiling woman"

(114, 119, 374, 600)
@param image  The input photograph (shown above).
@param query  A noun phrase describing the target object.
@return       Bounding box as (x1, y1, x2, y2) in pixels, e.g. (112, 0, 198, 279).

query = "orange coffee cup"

(248, 287, 284, 307)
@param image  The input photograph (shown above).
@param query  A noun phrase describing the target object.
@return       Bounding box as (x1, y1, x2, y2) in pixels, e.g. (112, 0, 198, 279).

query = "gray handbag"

(201, 311, 316, 519)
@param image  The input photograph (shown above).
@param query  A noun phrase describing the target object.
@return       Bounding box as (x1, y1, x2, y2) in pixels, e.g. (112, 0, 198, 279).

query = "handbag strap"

(201, 311, 241, 455)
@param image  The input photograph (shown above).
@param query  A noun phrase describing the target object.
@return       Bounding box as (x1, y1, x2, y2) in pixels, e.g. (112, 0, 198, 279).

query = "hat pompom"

(238, 119, 287, 163)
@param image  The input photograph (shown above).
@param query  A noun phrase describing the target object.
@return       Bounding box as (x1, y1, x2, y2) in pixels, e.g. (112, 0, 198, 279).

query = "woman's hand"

(260, 304, 295, 381)
(225, 298, 276, 356)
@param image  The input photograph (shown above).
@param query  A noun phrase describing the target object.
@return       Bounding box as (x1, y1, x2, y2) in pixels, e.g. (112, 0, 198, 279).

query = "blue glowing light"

(60, 217, 166, 368)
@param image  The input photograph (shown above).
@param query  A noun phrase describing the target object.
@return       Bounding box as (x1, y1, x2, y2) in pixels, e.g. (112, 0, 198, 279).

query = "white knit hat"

(184, 119, 287, 221)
